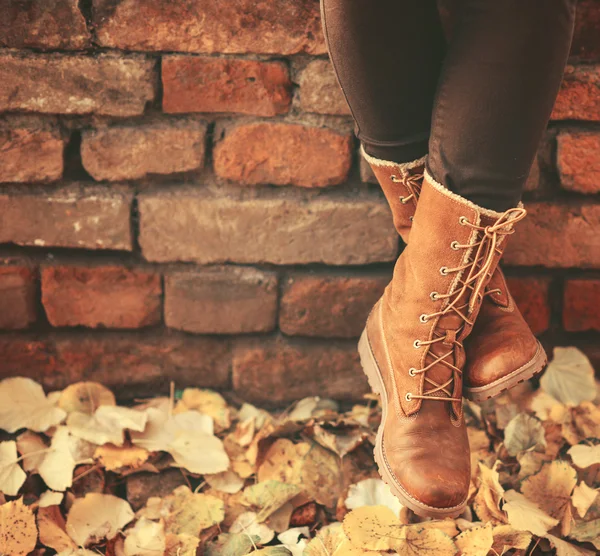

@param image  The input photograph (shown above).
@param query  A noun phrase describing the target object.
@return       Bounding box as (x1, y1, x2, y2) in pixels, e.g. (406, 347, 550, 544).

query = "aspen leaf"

(278, 527, 310, 556)
(390, 524, 457, 556)
(342, 505, 400, 551)
(205, 532, 258, 556)
(94, 443, 149, 471)
(16, 430, 47, 472)
(38, 505, 76, 552)
(300, 442, 342, 508)
(67, 406, 147, 447)
(490, 524, 532, 554)
(546, 534, 597, 556)
(39, 490, 64, 507)
(568, 519, 600, 549)
(0, 440, 27, 495)
(304, 523, 348, 555)
(38, 427, 76, 492)
(164, 532, 199, 556)
(503, 413, 546, 456)
(257, 438, 308, 485)
(0, 377, 66, 433)
(503, 489, 559, 536)
(177, 388, 231, 431)
(540, 347, 596, 405)
(345, 478, 403, 516)
(521, 461, 577, 526)
(0, 498, 37, 556)
(58, 382, 116, 415)
(455, 523, 494, 556)
(65, 493, 134, 546)
(472, 462, 506, 523)
(572, 482, 598, 518)
(205, 469, 245, 494)
(243, 481, 302, 522)
(312, 423, 368, 458)
(568, 444, 600, 468)
(230, 511, 275, 544)
(123, 517, 166, 556)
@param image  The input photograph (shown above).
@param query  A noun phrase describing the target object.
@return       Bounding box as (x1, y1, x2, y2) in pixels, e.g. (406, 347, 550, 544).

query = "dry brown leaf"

(503, 489, 559, 537)
(490, 524, 532, 554)
(94, 443, 149, 471)
(472, 462, 506, 523)
(243, 480, 302, 522)
(58, 382, 116, 415)
(0, 498, 38, 556)
(257, 438, 308, 485)
(230, 511, 275, 544)
(546, 533, 597, 556)
(455, 522, 494, 556)
(16, 430, 48, 472)
(301, 442, 342, 508)
(503, 413, 546, 456)
(0, 440, 27, 496)
(0, 377, 66, 433)
(38, 505, 76, 553)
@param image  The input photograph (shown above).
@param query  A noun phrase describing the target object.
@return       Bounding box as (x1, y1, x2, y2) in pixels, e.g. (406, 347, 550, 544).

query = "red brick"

(552, 65, 600, 121)
(505, 277, 551, 336)
(0, 123, 64, 183)
(0, 185, 133, 251)
(92, 0, 325, 55)
(0, 0, 90, 50)
(280, 273, 388, 338)
(163, 57, 291, 117)
(165, 267, 277, 334)
(503, 202, 600, 268)
(232, 337, 369, 405)
(571, 0, 600, 61)
(0, 266, 37, 330)
(0, 52, 156, 116)
(0, 333, 231, 396)
(214, 123, 352, 187)
(563, 279, 600, 332)
(81, 121, 206, 181)
(42, 265, 161, 329)
(299, 59, 351, 116)
(138, 188, 398, 265)
(557, 131, 600, 194)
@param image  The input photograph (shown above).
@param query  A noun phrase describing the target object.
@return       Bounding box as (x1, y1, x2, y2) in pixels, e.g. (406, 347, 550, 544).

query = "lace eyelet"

(413, 340, 421, 349)
(459, 216, 469, 225)
(409, 216, 414, 222)
(419, 314, 429, 323)
(399, 196, 408, 204)
(405, 393, 412, 402)
(408, 368, 416, 377)
(440, 266, 448, 276)
(390, 174, 400, 183)
(430, 291, 439, 301)
(450, 241, 459, 250)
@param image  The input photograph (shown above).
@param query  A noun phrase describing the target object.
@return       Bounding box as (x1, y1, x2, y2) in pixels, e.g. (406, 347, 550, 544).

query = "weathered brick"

(232, 337, 369, 405)
(552, 65, 600, 121)
(571, 0, 600, 61)
(0, 333, 231, 396)
(0, 123, 64, 183)
(505, 277, 551, 336)
(503, 203, 600, 268)
(0, 0, 90, 50)
(163, 57, 291, 117)
(165, 266, 277, 334)
(557, 131, 600, 194)
(81, 121, 206, 181)
(563, 279, 600, 332)
(280, 273, 388, 338)
(138, 189, 397, 265)
(42, 265, 161, 329)
(0, 52, 156, 117)
(0, 185, 133, 251)
(299, 59, 351, 116)
(214, 123, 352, 187)
(92, 0, 325, 55)
(0, 266, 37, 330)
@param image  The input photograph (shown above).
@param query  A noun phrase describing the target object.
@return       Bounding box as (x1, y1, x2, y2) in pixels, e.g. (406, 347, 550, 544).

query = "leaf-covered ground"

(0, 346, 599, 555)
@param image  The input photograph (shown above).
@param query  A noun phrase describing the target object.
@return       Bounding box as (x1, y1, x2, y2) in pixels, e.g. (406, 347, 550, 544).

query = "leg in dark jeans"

(320, 0, 446, 163)
(320, 0, 576, 210)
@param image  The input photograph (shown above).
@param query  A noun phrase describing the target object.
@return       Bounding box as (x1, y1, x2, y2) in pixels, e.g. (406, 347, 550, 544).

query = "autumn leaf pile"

(0, 347, 599, 555)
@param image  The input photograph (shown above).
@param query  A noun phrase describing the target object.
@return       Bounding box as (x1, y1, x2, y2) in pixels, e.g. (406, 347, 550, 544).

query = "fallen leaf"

(342, 505, 401, 551)
(38, 505, 76, 552)
(38, 427, 76, 492)
(230, 511, 275, 544)
(59, 382, 116, 415)
(568, 444, 600, 468)
(205, 532, 258, 556)
(541, 347, 597, 405)
(301, 442, 342, 508)
(472, 462, 506, 523)
(243, 481, 302, 522)
(0, 440, 27, 496)
(177, 388, 231, 431)
(572, 482, 598, 518)
(16, 430, 47, 472)
(455, 523, 493, 556)
(304, 522, 348, 555)
(503, 413, 546, 456)
(503, 489, 559, 536)
(490, 524, 532, 554)
(205, 469, 245, 494)
(94, 443, 149, 471)
(257, 438, 308, 485)
(164, 532, 199, 556)
(65, 493, 134, 546)
(0, 377, 66, 433)
(546, 534, 597, 556)
(39, 491, 64, 507)
(345, 478, 403, 516)
(390, 524, 457, 556)
(68, 406, 147, 447)
(0, 498, 38, 556)
(123, 517, 166, 556)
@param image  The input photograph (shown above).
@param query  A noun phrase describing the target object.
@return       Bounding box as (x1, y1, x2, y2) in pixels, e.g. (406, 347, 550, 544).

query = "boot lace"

(407, 207, 527, 403)
(390, 168, 424, 205)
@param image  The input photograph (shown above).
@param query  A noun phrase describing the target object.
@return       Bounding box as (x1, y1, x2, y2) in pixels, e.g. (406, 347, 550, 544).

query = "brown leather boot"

(359, 172, 527, 517)
(362, 147, 547, 402)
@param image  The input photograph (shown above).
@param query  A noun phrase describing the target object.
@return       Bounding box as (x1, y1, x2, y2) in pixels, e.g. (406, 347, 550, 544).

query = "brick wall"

(0, 0, 598, 404)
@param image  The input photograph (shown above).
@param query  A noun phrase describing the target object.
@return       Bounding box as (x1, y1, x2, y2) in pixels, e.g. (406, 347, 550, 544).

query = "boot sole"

(464, 341, 547, 403)
(358, 328, 468, 519)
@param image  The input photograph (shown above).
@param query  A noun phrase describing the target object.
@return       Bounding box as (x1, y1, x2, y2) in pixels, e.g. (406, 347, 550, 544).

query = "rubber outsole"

(357, 329, 468, 519)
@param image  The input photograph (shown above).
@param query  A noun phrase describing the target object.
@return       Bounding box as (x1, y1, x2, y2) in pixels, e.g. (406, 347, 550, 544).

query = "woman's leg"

(320, 0, 446, 163)
(428, 0, 577, 212)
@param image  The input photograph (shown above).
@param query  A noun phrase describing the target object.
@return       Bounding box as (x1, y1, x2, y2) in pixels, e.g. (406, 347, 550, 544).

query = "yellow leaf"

(345, 478, 403, 516)
(342, 505, 400, 551)
(58, 382, 116, 415)
(304, 523, 348, 555)
(540, 347, 596, 405)
(38, 427, 76, 492)
(572, 482, 598, 518)
(16, 430, 47, 472)
(39, 491, 64, 508)
(230, 511, 275, 544)
(0, 498, 37, 556)
(37, 505, 76, 553)
(546, 534, 597, 556)
(301, 442, 342, 508)
(159, 486, 225, 536)
(503, 489, 558, 537)
(472, 463, 506, 523)
(123, 517, 166, 556)
(164, 533, 199, 556)
(568, 444, 600, 468)
(503, 413, 546, 456)
(243, 480, 302, 522)
(94, 443, 149, 471)
(490, 524, 531, 555)
(177, 388, 231, 431)
(257, 438, 308, 485)
(455, 523, 493, 556)
(390, 524, 457, 556)
(0, 440, 26, 496)
(205, 469, 245, 494)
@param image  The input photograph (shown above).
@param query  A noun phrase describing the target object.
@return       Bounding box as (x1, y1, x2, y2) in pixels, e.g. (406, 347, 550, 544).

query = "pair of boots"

(359, 147, 547, 518)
